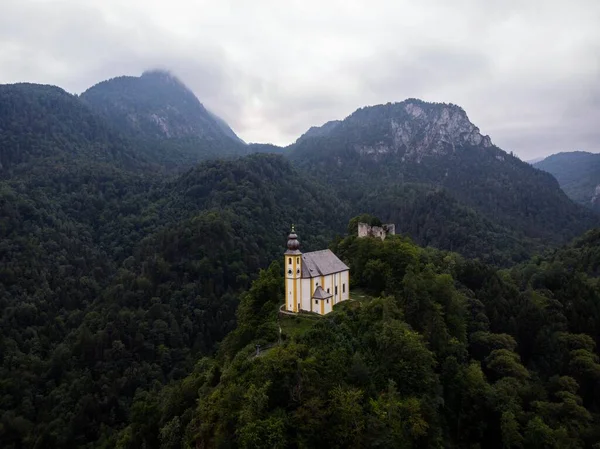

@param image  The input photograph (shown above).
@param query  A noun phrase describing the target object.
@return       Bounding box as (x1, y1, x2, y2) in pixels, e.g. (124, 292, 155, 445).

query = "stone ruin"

(358, 222, 396, 240)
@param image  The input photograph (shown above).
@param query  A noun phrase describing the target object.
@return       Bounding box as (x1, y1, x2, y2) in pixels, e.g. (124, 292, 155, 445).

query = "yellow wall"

(293, 256, 297, 312)
(289, 266, 350, 315)
(285, 255, 303, 312)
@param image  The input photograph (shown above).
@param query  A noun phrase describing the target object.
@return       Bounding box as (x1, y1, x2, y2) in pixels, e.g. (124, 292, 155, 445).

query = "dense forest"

(80, 70, 249, 168)
(0, 152, 349, 447)
(534, 152, 600, 212)
(2, 74, 600, 447)
(75, 218, 600, 448)
(288, 100, 597, 249)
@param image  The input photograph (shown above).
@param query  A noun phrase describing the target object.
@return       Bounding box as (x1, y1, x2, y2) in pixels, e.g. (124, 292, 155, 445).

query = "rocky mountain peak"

(331, 99, 494, 161)
(294, 99, 494, 163)
(397, 100, 493, 160)
(81, 70, 243, 145)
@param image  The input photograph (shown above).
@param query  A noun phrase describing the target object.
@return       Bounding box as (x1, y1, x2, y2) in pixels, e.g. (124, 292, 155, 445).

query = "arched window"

(288, 258, 292, 264)
(296, 257, 300, 264)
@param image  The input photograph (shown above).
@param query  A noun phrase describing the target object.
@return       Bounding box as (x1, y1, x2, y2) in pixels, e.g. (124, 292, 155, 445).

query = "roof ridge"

(313, 285, 333, 299)
(301, 249, 349, 278)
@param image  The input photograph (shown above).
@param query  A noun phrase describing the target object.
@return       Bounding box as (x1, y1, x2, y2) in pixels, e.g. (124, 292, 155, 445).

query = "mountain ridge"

(288, 99, 597, 247)
(0, 82, 144, 173)
(292, 99, 492, 158)
(1, 72, 597, 261)
(534, 151, 600, 211)
(80, 69, 249, 167)
(3, 70, 600, 448)
(81, 69, 240, 141)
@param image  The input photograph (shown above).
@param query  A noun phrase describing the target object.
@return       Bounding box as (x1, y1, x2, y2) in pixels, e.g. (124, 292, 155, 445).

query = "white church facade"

(284, 226, 350, 315)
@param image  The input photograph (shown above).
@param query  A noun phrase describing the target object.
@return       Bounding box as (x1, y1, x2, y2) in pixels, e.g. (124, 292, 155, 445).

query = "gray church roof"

(301, 249, 349, 278)
(312, 285, 332, 300)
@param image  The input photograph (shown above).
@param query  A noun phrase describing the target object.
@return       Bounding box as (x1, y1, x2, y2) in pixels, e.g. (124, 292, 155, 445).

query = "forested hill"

(2, 71, 600, 447)
(0, 83, 143, 174)
(0, 73, 250, 173)
(534, 151, 600, 211)
(81, 70, 249, 167)
(0, 152, 348, 448)
(101, 219, 600, 448)
(288, 99, 598, 247)
(0, 78, 568, 266)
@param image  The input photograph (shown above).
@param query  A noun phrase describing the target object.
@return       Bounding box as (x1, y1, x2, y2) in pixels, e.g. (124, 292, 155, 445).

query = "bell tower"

(284, 225, 302, 312)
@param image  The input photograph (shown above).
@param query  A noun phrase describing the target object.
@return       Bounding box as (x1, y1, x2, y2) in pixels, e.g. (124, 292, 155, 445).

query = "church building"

(284, 226, 350, 315)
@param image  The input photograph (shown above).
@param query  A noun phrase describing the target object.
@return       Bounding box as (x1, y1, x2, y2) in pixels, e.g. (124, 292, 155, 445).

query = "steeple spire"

(286, 225, 300, 253)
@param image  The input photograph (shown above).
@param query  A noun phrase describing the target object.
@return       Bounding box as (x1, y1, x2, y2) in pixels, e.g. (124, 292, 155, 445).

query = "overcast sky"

(1, 0, 599, 159)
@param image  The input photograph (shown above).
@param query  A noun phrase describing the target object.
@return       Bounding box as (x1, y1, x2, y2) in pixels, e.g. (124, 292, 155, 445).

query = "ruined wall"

(358, 223, 396, 240)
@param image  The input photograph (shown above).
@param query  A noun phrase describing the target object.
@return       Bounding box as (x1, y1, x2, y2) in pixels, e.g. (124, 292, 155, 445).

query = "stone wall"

(358, 222, 396, 240)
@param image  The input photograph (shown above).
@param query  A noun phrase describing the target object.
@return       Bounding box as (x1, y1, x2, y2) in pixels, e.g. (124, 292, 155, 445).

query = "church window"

(296, 269, 300, 274)
(327, 288, 330, 293)
(327, 299, 329, 304)
(316, 282, 319, 286)
(288, 269, 292, 275)
(315, 300, 318, 305)
(296, 257, 299, 263)
(288, 258, 292, 264)
(343, 283, 346, 293)
(335, 286, 338, 295)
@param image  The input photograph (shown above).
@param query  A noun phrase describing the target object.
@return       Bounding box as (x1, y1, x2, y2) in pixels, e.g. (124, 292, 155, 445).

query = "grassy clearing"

(279, 312, 321, 339)
(332, 299, 361, 312)
(349, 287, 374, 302)
(279, 290, 376, 339)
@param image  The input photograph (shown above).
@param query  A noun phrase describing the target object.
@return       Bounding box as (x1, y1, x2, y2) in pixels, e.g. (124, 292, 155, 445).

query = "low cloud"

(1, 0, 598, 158)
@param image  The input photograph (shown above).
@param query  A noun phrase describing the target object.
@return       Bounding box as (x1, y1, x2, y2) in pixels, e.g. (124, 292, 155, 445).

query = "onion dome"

(287, 224, 300, 251)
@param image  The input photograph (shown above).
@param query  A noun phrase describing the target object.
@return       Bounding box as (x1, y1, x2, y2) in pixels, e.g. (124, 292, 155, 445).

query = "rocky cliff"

(289, 99, 597, 245)
(80, 70, 247, 166)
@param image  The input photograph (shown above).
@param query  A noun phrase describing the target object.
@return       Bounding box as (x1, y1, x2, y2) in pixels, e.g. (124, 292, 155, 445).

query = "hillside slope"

(81, 70, 248, 167)
(0, 83, 142, 174)
(289, 99, 598, 245)
(3, 73, 600, 448)
(128, 225, 600, 448)
(0, 152, 351, 447)
(534, 151, 600, 211)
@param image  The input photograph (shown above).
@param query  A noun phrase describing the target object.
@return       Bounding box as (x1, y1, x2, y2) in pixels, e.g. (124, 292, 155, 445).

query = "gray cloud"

(1, 0, 599, 158)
